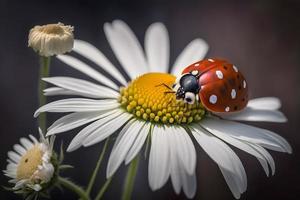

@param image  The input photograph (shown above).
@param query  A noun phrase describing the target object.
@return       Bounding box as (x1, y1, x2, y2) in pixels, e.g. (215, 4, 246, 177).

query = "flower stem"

(38, 56, 50, 133)
(86, 138, 110, 196)
(94, 177, 113, 200)
(121, 154, 140, 200)
(58, 177, 90, 200)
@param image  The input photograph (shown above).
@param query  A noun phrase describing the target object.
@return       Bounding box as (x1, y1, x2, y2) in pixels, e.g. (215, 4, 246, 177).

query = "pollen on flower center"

(17, 145, 43, 180)
(119, 73, 205, 124)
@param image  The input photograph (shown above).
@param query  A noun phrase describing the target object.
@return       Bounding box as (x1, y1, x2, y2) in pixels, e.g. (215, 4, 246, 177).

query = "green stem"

(38, 56, 51, 133)
(94, 177, 113, 200)
(86, 138, 109, 196)
(121, 154, 140, 200)
(58, 177, 90, 200)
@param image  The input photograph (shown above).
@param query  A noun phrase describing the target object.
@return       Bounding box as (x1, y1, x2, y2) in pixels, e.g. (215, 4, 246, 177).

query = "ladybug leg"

(164, 91, 175, 95)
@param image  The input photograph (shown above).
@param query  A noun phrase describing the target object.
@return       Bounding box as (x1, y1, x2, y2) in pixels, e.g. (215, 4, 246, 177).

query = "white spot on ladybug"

(208, 59, 214, 62)
(215, 70, 223, 79)
(233, 65, 238, 72)
(191, 70, 199, 76)
(194, 63, 199, 66)
(231, 89, 236, 99)
(243, 80, 247, 88)
(209, 95, 217, 104)
(225, 106, 230, 112)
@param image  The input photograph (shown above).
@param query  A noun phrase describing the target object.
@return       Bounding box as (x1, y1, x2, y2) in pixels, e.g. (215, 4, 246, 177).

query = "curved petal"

(82, 112, 132, 146)
(43, 77, 119, 99)
(47, 111, 109, 136)
(148, 125, 170, 190)
(171, 38, 209, 76)
(67, 109, 121, 152)
(218, 107, 287, 123)
(194, 123, 271, 176)
(125, 122, 151, 164)
(168, 126, 197, 198)
(170, 126, 196, 175)
(104, 20, 148, 79)
(56, 55, 119, 90)
(250, 143, 275, 175)
(73, 39, 127, 85)
(247, 97, 281, 110)
(145, 22, 169, 73)
(201, 118, 292, 153)
(34, 98, 119, 117)
(106, 120, 144, 177)
(181, 171, 197, 199)
(8, 151, 21, 163)
(44, 87, 75, 96)
(13, 144, 26, 156)
(191, 127, 247, 197)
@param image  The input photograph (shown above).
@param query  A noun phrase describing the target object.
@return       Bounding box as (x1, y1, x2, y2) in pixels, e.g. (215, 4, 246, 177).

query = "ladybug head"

(172, 72, 200, 104)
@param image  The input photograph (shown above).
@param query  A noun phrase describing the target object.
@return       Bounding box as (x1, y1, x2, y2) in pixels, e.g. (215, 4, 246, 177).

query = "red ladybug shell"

(182, 58, 248, 113)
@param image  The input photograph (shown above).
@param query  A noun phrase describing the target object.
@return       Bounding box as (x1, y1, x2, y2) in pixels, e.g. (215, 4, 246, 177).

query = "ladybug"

(172, 58, 248, 112)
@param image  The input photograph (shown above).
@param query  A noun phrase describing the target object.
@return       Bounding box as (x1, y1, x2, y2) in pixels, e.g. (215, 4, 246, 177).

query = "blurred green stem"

(121, 154, 140, 200)
(58, 177, 90, 200)
(86, 138, 110, 196)
(94, 177, 113, 200)
(38, 56, 50, 133)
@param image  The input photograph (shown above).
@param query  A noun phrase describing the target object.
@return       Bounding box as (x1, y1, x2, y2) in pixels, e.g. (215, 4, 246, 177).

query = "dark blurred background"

(0, 0, 300, 199)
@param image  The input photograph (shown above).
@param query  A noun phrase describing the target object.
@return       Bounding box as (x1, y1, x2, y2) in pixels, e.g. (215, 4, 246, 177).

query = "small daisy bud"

(3, 131, 56, 194)
(28, 22, 74, 57)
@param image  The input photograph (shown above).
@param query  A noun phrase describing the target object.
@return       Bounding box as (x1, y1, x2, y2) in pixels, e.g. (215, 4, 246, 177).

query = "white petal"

(83, 112, 132, 146)
(125, 122, 151, 164)
(28, 135, 39, 144)
(247, 97, 281, 110)
(249, 143, 275, 175)
(20, 138, 34, 150)
(148, 125, 170, 190)
(181, 171, 197, 199)
(201, 118, 291, 153)
(145, 22, 169, 73)
(170, 126, 196, 175)
(47, 111, 108, 136)
(44, 87, 74, 96)
(171, 38, 208, 76)
(106, 120, 144, 177)
(104, 20, 148, 79)
(34, 98, 119, 117)
(73, 39, 127, 85)
(191, 127, 247, 195)
(218, 107, 287, 123)
(56, 55, 119, 90)
(195, 123, 270, 176)
(13, 144, 26, 156)
(66, 109, 121, 151)
(43, 77, 119, 99)
(167, 127, 197, 198)
(169, 138, 181, 194)
(8, 151, 21, 163)
(219, 167, 241, 199)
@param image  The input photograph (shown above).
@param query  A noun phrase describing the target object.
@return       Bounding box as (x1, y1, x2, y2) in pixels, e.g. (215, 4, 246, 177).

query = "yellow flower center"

(119, 73, 205, 124)
(17, 145, 43, 180)
(40, 24, 65, 35)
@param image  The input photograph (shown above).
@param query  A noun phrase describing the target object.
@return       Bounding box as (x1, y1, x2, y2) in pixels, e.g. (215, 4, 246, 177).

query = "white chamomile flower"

(3, 130, 55, 193)
(28, 22, 74, 57)
(34, 20, 291, 199)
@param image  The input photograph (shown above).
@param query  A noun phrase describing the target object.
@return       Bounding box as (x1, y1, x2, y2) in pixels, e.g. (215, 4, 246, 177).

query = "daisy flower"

(34, 20, 291, 199)
(3, 130, 55, 194)
(28, 23, 74, 57)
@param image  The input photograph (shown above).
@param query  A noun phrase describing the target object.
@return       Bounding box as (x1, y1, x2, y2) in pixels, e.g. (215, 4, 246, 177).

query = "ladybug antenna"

(155, 83, 172, 90)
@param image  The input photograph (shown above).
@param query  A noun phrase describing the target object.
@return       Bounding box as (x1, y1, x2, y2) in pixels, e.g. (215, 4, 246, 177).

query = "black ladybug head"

(173, 73, 200, 104)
